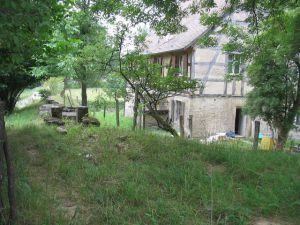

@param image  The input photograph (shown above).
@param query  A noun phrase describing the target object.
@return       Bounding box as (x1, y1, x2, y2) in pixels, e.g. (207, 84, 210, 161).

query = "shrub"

(38, 89, 51, 100)
(43, 77, 64, 95)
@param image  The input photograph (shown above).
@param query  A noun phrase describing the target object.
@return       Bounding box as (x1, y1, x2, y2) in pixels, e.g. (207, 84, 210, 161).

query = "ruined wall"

(168, 95, 192, 137)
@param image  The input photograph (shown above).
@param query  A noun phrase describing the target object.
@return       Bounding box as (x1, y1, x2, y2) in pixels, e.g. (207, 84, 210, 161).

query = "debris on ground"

(57, 126, 67, 134)
(44, 117, 65, 126)
(82, 116, 100, 127)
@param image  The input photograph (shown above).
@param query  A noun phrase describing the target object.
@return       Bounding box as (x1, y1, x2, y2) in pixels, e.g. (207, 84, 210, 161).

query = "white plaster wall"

(203, 82, 224, 95)
(124, 98, 134, 117)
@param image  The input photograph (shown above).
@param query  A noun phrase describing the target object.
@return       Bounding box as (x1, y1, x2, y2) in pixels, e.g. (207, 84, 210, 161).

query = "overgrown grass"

(6, 105, 300, 225)
(92, 110, 132, 129)
(18, 87, 42, 101)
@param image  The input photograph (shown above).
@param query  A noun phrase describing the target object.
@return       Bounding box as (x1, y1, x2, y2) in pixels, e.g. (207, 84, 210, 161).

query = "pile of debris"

(40, 98, 100, 134)
(206, 131, 237, 143)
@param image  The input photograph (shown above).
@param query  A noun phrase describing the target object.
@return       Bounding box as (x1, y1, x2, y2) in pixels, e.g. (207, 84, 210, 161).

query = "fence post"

(180, 115, 185, 137)
(253, 121, 260, 150)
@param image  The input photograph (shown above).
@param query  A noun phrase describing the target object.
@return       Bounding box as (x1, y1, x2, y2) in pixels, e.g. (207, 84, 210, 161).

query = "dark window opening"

(235, 108, 242, 135)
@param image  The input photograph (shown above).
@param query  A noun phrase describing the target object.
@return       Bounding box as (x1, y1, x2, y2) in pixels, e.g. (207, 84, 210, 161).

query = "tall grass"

(6, 105, 300, 225)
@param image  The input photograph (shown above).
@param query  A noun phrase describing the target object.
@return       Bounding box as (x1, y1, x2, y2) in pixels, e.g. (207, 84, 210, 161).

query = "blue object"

(226, 131, 235, 138)
(259, 133, 263, 139)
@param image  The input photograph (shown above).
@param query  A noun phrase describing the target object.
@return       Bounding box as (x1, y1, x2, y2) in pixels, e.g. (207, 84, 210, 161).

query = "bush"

(38, 89, 51, 100)
(43, 77, 64, 95)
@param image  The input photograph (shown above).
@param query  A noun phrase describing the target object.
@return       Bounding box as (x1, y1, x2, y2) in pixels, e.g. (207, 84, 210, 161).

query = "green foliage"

(102, 73, 127, 99)
(121, 52, 198, 106)
(92, 0, 193, 35)
(200, 12, 222, 26)
(198, 1, 300, 147)
(5, 105, 300, 224)
(0, 0, 66, 112)
(42, 77, 64, 95)
(198, 34, 218, 47)
(38, 89, 51, 100)
(244, 10, 300, 142)
(89, 95, 112, 111)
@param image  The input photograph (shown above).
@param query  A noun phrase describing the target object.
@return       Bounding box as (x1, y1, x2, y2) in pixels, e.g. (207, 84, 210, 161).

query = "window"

(228, 54, 241, 74)
(175, 55, 183, 74)
(153, 57, 161, 64)
(152, 57, 163, 76)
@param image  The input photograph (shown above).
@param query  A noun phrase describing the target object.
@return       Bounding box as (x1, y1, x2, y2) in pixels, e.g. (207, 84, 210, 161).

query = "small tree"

(117, 41, 197, 136)
(103, 74, 126, 127)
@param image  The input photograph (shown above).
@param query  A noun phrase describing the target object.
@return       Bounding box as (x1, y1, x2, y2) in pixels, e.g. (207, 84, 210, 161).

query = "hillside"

(5, 104, 300, 225)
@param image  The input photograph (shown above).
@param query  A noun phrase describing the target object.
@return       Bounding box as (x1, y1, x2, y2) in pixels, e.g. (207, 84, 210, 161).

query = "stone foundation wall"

(189, 96, 250, 138)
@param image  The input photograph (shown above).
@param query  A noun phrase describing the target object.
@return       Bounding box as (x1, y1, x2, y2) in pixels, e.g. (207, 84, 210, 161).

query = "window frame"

(227, 53, 242, 75)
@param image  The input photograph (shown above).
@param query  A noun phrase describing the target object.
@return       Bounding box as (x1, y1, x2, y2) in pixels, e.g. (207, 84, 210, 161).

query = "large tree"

(34, 4, 113, 107)
(102, 73, 126, 127)
(0, 0, 66, 113)
(244, 10, 300, 149)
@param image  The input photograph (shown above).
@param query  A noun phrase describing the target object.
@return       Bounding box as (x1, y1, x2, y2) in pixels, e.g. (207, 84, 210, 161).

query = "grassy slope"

(6, 105, 300, 225)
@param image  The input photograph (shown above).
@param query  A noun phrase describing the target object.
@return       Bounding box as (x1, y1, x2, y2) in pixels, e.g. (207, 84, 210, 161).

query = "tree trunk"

(103, 105, 106, 118)
(0, 101, 16, 224)
(115, 94, 120, 127)
(276, 128, 288, 150)
(132, 85, 139, 130)
(63, 78, 67, 106)
(0, 145, 5, 222)
(146, 103, 179, 137)
(142, 104, 145, 130)
(81, 81, 87, 106)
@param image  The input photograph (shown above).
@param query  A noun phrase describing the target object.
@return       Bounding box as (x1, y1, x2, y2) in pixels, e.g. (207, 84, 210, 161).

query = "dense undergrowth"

(5, 104, 300, 224)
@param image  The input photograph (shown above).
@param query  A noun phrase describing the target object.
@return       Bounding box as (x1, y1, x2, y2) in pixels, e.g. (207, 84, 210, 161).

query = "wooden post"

(103, 104, 106, 118)
(63, 78, 67, 106)
(132, 85, 139, 130)
(81, 81, 87, 106)
(115, 93, 120, 127)
(142, 104, 146, 130)
(0, 101, 16, 224)
(76, 106, 88, 123)
(188, 115, 193, 138)
(180, 115, 185, 137)
(51, 106, 63, 119)
(0, 102, 5, 221)
(139, 110, 142, 130)
(253, 121, 260, 150)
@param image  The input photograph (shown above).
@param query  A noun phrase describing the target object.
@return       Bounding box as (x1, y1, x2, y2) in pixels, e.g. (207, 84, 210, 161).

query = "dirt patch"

(207, 163, 226, 175)
(253, 218, 294, 225)
(60, 198, 79, 220)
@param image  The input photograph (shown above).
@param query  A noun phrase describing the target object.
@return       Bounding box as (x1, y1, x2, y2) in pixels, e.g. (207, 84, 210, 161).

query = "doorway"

(235, 108, 242, 135)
